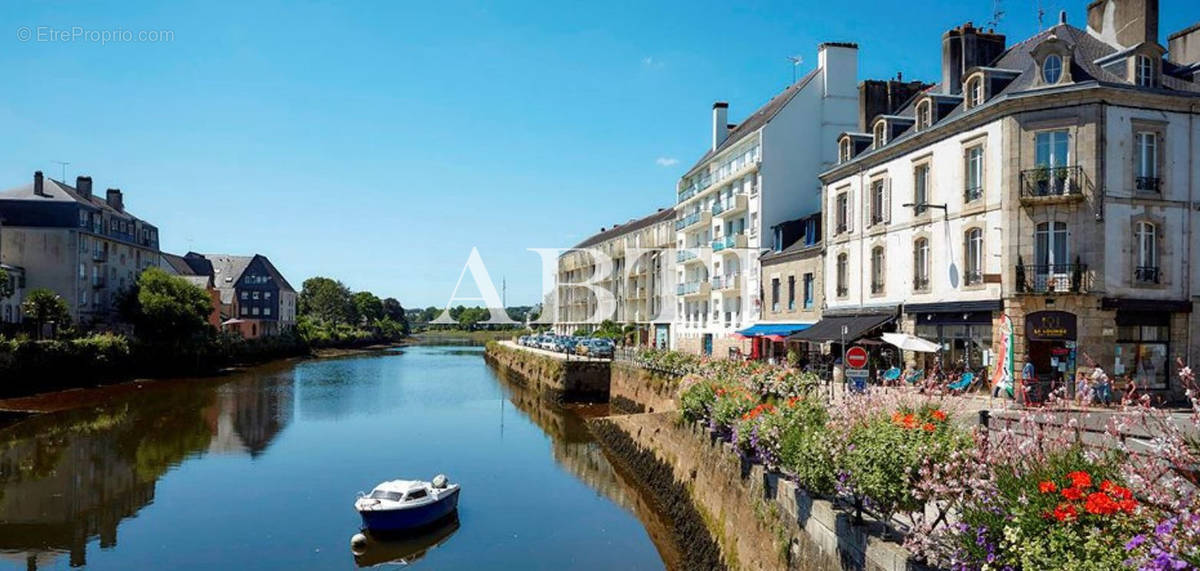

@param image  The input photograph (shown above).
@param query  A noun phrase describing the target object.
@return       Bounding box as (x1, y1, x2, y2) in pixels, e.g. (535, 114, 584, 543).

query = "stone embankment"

(609, 361, 678, 414)
(483, 341, 610, 402)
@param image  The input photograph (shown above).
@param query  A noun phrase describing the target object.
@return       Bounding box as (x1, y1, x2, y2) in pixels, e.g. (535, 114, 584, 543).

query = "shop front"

(734, 323, 813, 364)
(1024, 310, 1077, 401)
(906, 301, 999, 375)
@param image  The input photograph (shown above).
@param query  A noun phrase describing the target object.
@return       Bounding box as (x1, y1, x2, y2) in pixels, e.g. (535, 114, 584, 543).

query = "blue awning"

(735, 323, 812, 338)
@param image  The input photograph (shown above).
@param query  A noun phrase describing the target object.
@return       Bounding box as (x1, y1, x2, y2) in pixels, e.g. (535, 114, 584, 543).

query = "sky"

(1, 0, 1196, 308)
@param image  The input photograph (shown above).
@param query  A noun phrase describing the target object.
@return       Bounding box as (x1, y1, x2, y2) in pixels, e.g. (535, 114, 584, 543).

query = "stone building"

(819, 0, 1200, 400)
(673, 42, 860, 357)
(553, 208, 675, 346)
(0, 172, 160, 327)
(748, 212, 825, 363)
(179, 252, 298, 338)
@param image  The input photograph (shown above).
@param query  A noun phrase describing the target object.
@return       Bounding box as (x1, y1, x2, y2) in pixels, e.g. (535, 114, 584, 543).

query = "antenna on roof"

(787, 55, 804, 83)
(51, 160, 69, 182)
(1035, 0, 1045, 31)
(987, 0, 1005, 30)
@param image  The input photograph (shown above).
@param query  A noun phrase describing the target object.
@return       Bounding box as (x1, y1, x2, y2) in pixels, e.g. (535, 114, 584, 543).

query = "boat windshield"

(368, 490, 404, 501)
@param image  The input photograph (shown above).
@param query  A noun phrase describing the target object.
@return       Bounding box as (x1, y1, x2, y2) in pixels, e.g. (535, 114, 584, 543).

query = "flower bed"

(676, 356, 1200, 570)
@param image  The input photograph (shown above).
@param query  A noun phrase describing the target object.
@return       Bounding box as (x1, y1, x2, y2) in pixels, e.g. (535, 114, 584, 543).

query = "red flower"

(931, 409, 948, 422)
(1053, 503, 1078, 522)
(1038, 481, 1058, 494)
(1099, 480, 1116, 493)
(1118, 498, 1138, 513)
(1061, 486, 1085, 501)
(922, 422, 936, 432)
(1066, 471, 1092, 489)
(1084, 492, 1119, 515)
(902, 414, 917, 429)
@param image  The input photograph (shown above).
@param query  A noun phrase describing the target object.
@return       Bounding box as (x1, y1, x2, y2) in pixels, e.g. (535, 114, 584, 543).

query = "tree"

(382, 297, 410, 335)
(0, 268, 12, 300)
(351, 291, 384, 325)
(123, 268, 214, 344)
(298, 277, 354, 324)
(21, 288, 71, 339)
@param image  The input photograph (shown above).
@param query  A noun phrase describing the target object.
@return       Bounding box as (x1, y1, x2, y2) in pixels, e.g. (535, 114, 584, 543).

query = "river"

(0, 346, 676, 570)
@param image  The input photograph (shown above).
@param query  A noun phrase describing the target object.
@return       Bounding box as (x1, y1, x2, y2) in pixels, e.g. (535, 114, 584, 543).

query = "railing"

(677, 281, 703, 295)
(835, 223, 847, 234)
(676, 250, 697, 263)
(964, 270, 983, 286)
(712, 194, 746, 216)
(712, 273, 740, 290)
(1015, 263, 1089, 294)
(870, 281, 884, 294)
(1136, 176, 1161, 192)
(1019, 165, 1083, 198)
(91, 275, 106, 288)
(712, 234, 741, 252)
(913, 276, 930, 291)
(836, 286, 848, 297)
(964, 185, 984, 202)
(1134, 266, 1160, 284)
(92, 249, 107, 262)
(677, 187, 697, 203)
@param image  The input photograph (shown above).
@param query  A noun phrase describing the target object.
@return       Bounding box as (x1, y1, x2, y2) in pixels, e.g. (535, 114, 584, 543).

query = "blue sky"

(1, 1, 1195, 308)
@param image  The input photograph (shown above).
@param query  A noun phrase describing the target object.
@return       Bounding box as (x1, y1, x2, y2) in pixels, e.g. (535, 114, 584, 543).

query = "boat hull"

(358, 488, 460, 533)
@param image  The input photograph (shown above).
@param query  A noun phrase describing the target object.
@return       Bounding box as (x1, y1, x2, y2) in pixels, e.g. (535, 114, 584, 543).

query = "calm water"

(0, 346, 675, 570)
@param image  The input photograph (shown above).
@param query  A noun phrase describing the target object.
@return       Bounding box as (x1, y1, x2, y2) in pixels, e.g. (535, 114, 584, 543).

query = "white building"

(672, 42, 860, 357)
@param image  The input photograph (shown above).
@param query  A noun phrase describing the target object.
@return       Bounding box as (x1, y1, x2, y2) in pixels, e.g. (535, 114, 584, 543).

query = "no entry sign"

(846, 346, 869, 369)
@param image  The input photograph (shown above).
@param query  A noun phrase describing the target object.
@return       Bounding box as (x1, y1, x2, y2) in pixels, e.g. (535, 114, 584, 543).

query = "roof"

(572, 207, 674, 249)
(373, 480, 426, 494)
(0, 177, 151, 224)
(160, 252, 196, 275)
(683, 68, 820, 176)
(790, 313, 895, 343)
(189, 252, 296, 303)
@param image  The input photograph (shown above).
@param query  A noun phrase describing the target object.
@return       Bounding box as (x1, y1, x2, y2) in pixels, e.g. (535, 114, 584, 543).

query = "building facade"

(160, 252, 222, 328)
(183, 253, 297, 338)
(752, 212, 825, 363)
(673, 42, 861, 357)
(820, 1, 1200, 399)
(0, 172, 160, 327)
(553, 208, 675, 345)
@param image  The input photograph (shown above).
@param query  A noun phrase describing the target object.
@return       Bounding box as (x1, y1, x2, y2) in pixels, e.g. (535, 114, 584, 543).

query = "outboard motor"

(432, 474, 449, 489)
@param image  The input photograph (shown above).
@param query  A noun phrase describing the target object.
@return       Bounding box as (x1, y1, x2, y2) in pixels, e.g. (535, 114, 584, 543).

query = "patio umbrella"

(881, 332, 941, 353)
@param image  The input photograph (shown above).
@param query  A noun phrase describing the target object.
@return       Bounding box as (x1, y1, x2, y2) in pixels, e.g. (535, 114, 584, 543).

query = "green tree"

(382, 297, 409, 335)
(0, 268, 12, 300)
(123, 268, 213, 345)
(351, 291, 384, 325)
(298, 277, 354, 324)
(21, 288, 71, 338)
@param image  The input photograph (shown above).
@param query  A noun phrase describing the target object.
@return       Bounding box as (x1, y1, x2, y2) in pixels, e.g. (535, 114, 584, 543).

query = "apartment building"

(553, 208, 674, 345)
(819, 0, 1200, 399)
(747, 212, 824, 363)
(0, 172, 160, 326)
(181, 252, 297, 338)
(673, 42, 860, 357)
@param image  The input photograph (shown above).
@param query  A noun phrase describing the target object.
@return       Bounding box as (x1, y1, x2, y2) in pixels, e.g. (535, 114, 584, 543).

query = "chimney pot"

(33, 171, 44, 196)
(712, 102, 730, 151)
(105, 188, 124, 212)
(1059, 10, 1067, 25)
(76, 176, 93, 199)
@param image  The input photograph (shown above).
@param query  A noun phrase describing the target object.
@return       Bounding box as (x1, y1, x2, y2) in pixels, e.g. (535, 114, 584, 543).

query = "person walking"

(1021, 353, 1036, 405)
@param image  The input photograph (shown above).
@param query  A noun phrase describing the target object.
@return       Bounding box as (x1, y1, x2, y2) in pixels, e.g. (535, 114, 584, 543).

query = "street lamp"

(901, 202, 950, 220)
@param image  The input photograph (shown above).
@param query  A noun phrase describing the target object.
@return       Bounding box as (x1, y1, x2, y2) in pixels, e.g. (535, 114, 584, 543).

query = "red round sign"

(846, 346, 869, 369)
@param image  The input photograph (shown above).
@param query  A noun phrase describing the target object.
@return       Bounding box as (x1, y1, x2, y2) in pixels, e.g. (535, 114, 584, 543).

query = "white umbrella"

(881, 332, 941, 353)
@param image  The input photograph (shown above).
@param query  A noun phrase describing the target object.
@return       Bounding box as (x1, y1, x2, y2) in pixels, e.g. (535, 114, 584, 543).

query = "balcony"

(674, 211, 711, 231)
(711, 194, 748, 217)
(836, 286, 848, 297)
(964, 270, 983, 286)
(676, 250, 697, 263)
(92, 249, 107, 262)
(1019, 165, 1084, 204)
(677, 281, 711, 298)
(91, 275, 106, 289)
(870, 281, 885, 294)
(712, 233, 747, 252)
(1136, 176, 1161, 193)
(913, 276, 930, 292)
(711, 273, 741, 292)
(964, 185, 984, 203)
(1134, 266, 1160, 284)
(1015, 262, 1089, 294)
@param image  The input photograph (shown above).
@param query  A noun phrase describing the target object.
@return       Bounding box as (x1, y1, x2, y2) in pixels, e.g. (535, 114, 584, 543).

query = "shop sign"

(1026, 311, 1077, 341)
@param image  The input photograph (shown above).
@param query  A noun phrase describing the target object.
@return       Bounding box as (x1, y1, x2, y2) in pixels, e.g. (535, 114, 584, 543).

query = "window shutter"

(847, 191, 854, 233)
(885, 179, 892, 223)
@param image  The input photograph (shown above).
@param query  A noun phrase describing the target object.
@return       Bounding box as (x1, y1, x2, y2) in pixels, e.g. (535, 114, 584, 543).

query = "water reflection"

(0, 370, 295, 568)
(351, 515, 461, 568)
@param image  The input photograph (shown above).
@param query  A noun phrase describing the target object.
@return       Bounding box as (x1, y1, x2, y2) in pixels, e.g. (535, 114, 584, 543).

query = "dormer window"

(966, 77, 983, 108)
(1042, 54, 1063, 84)
(916, 100, 931, 131)
(1135, 55, 1155, 87)
(873, 121, 886, 149)
(839, 138, 852, 163)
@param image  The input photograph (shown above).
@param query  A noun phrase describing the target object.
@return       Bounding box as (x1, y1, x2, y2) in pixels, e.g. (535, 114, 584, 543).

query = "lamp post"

(901, 202, 950, 220)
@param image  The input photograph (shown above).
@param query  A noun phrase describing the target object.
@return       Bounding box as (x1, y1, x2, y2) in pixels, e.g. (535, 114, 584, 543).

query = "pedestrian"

(1021, 353, 1036, 404)
(1075, 368, 1091, 406)
(1092, 366, 1112, 406)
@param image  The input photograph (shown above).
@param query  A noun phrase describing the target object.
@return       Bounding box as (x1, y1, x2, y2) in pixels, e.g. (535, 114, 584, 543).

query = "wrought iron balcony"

(1019, 165, 1083, 200)
(964, 270, 983, 286)
(1015, 262, 1089, 294)
(964, 185, 984, 202)
(836, 285, 848, 297)
(835, 223, 848, 234)
(870, 281, 885, 294)
(1136, 176, 1161, 192)
(912, 276, 929, 291)
(1134, 266, 1160, 284)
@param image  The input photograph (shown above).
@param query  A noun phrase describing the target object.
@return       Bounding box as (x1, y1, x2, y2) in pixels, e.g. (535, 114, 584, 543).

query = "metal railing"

(1136, 176, 1161, 192)
(913, 276, 930, 291)
(1015, 263, 1089, 294)
(1019, 165, 1083, 198)
(92, 249, 107, 262)
(677, 281, 702, 295)
(870, 281, 885, 294)
(712, 273, 740, 290)
(1134, 266, 1161, 284)
(964, 270, 983, 286)
(712, 234, 740, 252)
(836, 286, 848, 297)
(676, 250, 697, 263)
(964, 185, 984, 202)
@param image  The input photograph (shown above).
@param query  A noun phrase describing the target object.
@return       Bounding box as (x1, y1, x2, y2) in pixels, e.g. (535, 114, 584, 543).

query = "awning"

(735, 323, 812, 341)
(881, 332, 941, 353)
(789, 313, 894, 343)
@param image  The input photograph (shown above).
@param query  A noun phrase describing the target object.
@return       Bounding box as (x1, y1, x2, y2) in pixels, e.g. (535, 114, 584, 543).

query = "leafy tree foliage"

(0, 268, 12, 300)
(121, 268, 214, 345)
(21, 288, 71, 338)
(299, 277, 354, 324)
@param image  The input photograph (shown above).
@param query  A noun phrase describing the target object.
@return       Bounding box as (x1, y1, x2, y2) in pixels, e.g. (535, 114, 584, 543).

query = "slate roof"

(187, 252, 296, 305)
(683, 69, 820, 176)
(0, 177, 151, 224)
(572, 207, 674, 249)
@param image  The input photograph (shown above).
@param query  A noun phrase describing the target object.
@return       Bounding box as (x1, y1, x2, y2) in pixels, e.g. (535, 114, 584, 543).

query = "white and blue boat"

(354, 475, 461, 533)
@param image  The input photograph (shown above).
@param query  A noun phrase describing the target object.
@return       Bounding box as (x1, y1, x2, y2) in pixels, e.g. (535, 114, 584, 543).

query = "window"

(916, 101, 931, 130)
(1135, 55, 1154, 87)
(252, 291, 260, 300)
(873, 121, 886, 148)
(870, 180, 887, 225)
(368, 490, 403, 501)
(1034, 221, 1071, 290)
(1117, 322, 1169, 389)
(803, 273, 814, 308)
(787, 276, 795, 310)
(1034, 130, 1071, 195)
(965, 228, 984, 285)
(966, 78, 983, 108)
(836, 254, 848, 297)
(252, 307, 260, 316)
(839, 138, 852, 163)
(1042, 54, 1063, 84)
(914, 238, 930, 290)
(771, 278, 780, 312)
(835, 193, 849, 233)
(407, 489, 428, 501)
(1134, 221, 1159, 284)
(240, 291, 248, 300)
(265, 291, 272, 300)
(1135, 131, 1160, 191)
(965, 146, 984, 202)
(264, 307, 272, 316)
(240, 306, 248, 316)
(870, 247, 885, 294)
(913, 164, 929, 215)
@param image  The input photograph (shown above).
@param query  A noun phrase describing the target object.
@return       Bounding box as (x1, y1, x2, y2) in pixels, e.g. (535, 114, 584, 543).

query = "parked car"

(518, 335, 529, 346)
(589, 339, 614, 358)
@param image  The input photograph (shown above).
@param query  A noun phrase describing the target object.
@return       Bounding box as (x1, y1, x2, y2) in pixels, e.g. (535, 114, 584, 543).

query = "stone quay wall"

(483, 341, 610, 402)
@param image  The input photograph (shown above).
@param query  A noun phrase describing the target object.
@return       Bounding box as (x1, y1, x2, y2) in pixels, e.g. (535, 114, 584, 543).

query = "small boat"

(354, 474, 460, 533)
(350, 514, 460, 567)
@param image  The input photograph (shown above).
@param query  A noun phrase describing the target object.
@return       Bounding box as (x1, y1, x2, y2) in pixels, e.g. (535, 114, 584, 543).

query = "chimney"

(858, 77, 934, 131)
(33, 171, 44, 196)
(106, 188, 123, 212)
(1168, 23, 1200, 66)
(1087, 0, 1159, 50)
(76, 176, 93, 199)
(941, 22, 1006, 94)
(712, 102, 729, 151)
